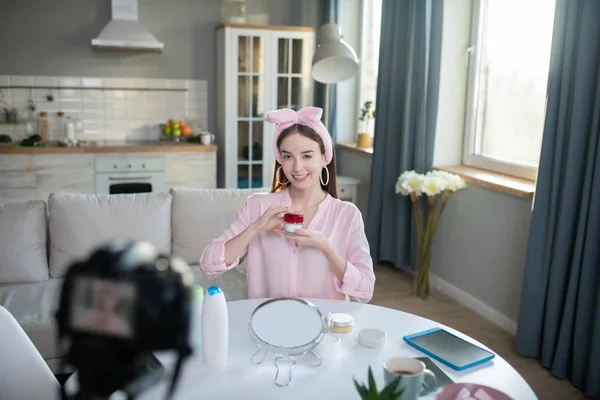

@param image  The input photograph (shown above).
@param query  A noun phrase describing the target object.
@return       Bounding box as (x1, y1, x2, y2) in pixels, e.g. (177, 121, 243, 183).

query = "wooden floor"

(370, 265, 589, 400)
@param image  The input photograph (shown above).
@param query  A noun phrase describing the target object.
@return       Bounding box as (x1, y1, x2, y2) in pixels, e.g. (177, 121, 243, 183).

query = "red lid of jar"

(284, 213, 304, 224)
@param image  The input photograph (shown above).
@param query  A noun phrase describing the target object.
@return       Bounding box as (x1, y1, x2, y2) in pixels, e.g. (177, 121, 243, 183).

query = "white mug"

(200, 132, 215, 145)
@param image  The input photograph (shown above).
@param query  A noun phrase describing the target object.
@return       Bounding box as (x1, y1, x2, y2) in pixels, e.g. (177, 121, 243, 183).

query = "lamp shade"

(311, 24, 359, 84)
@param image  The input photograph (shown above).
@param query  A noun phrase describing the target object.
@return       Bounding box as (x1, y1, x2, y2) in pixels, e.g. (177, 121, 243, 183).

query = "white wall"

(335, 0, 362, 144)
(430, 186, 532, 334)
(336, 146, 372, 222)
(0, 74, 207, 143)
(335, 0, 371, 223)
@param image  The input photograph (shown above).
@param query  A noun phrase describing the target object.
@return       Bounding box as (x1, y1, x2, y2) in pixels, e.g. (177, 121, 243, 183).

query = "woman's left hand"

(274, 227, 329, 251)
(275, 227, 347, 281)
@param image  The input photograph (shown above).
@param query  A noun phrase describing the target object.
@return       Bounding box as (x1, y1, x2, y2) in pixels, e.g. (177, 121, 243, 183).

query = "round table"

(138, 298, 536, 400)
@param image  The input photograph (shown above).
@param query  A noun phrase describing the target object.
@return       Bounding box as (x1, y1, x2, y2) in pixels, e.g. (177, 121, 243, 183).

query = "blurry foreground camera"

(55, 240, 194, 399)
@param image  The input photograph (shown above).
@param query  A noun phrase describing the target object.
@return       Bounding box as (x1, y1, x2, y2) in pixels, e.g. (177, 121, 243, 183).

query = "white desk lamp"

(312, 23, 359, 127)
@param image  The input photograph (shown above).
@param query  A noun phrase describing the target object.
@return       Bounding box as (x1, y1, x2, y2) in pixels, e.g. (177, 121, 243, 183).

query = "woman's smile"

(292, 173, 309, 182)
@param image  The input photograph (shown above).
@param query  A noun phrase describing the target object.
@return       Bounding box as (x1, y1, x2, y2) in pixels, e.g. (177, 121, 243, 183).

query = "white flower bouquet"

(396, 170, 467, 298)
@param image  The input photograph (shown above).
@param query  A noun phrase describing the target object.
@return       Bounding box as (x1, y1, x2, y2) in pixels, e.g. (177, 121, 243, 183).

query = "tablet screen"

(409, 329, 494, 368)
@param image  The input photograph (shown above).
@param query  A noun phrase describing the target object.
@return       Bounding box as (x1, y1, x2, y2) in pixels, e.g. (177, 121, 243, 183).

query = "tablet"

(404, 328, 495, 370)
(415, 357, 454, 387)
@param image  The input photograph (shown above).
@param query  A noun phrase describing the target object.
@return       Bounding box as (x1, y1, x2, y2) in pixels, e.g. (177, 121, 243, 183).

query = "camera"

(55, 240, 194, 399)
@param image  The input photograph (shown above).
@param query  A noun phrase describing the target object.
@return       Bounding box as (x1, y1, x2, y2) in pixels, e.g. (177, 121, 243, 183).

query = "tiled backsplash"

(0, 75, 208, 141)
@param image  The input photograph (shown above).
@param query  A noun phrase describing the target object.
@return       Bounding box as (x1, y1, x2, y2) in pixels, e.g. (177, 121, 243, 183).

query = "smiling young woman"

(199, 107, 374, 303)
(270, 123, 338, 199)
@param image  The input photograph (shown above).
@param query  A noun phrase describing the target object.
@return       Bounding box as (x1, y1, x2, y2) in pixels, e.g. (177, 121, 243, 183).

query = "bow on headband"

(266, 106, 333, 165)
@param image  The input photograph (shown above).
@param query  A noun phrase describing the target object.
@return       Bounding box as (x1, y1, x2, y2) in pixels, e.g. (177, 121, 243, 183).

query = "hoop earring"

(320, 167, 330, 186)
(276, 166, 289, 186)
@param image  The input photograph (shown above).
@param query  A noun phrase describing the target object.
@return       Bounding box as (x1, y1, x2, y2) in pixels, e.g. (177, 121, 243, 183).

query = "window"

(358, 0, 382, 137)
(463, 0, 556, 180)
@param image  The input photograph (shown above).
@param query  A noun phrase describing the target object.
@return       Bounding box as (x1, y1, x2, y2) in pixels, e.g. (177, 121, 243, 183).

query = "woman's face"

(279, 132, 326, 190)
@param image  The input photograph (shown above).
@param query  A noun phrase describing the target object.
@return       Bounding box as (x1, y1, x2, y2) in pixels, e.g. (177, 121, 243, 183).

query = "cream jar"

(330, 313, 354, 333)
(283, 213, 303, 234)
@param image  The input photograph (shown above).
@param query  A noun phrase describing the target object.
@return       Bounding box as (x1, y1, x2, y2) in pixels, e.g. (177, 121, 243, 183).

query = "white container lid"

(331, 312, 354, 327)
(357, 328, 386, 349)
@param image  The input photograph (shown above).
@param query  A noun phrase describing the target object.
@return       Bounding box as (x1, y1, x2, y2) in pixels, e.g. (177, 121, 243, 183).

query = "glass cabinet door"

(237, 35, 265, 189)
(276, 38, 304, 110)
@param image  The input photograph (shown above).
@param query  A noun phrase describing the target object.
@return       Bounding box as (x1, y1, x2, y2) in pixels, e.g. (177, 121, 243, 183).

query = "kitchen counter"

(0, 140, 218, 204)
(0, 140, 217, 154)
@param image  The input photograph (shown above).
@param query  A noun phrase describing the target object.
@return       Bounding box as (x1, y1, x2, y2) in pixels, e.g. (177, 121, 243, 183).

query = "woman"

(200, 106, 375, 302)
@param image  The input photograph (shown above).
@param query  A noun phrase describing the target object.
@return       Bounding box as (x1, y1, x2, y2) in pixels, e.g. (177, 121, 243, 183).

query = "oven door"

(95, 172, 165, 195)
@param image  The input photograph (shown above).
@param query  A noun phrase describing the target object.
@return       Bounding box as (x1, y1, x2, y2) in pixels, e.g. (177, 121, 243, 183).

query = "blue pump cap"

(207, 286, 222, 296)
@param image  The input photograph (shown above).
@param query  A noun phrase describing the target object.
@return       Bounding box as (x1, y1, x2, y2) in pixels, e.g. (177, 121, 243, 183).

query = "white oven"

(95, 155, 165, 195)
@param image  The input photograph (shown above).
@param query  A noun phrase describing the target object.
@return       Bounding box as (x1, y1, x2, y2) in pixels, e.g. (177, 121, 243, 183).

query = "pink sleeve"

(199, 197, 254, 277)
(334, 209, 375, 303)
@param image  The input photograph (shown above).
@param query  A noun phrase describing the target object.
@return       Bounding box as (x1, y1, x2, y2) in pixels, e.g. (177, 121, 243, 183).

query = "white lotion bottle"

(201, 286, 228, 366)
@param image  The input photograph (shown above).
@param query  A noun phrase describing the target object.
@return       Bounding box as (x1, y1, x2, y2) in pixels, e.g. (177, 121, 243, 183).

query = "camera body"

(55, 240, 194, 399)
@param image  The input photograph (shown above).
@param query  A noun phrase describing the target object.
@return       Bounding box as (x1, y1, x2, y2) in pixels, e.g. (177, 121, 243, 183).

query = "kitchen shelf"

(0, 85, 187, 92)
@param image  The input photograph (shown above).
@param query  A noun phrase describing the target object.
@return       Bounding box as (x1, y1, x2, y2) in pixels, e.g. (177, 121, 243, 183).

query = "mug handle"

(419, 369, 437, 396)
(201, 132, 215, 143)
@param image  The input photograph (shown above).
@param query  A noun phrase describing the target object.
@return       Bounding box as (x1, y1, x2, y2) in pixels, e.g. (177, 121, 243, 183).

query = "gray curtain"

(314, 0, 339, 140)
(366, 0, 443, 269)
(515, 0, 600, 397)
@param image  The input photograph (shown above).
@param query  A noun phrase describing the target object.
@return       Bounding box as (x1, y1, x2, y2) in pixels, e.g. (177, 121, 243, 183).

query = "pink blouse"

(199, 189, 375, 303)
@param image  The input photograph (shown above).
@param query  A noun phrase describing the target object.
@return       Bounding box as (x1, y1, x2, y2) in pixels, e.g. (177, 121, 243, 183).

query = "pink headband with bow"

(266, 106, 333, 165)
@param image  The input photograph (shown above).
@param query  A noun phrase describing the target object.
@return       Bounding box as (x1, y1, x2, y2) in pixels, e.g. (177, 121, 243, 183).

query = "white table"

(140, 298, 536, 400)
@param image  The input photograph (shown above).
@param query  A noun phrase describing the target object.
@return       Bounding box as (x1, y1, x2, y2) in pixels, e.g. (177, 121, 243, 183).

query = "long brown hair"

(270, 124, 338, 199)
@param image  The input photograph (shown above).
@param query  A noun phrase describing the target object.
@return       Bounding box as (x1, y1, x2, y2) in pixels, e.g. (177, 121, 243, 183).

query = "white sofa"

(0, 188, 265, 372)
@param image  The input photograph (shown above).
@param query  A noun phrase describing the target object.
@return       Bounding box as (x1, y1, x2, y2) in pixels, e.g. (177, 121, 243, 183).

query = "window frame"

(462, 0, 541, 182)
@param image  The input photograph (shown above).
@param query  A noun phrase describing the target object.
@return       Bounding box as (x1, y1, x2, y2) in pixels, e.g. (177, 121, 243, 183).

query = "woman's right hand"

(251, 205, 289, 233)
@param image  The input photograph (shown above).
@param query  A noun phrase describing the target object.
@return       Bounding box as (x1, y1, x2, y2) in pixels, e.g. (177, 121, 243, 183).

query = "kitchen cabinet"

(36, 154, 95, 201)
(0, 155, 39, 204)
(165, 152, 217, 189)
(0, 154, 95, 203)
(0, 150, 217, 204)
(216, 24, 316, 189)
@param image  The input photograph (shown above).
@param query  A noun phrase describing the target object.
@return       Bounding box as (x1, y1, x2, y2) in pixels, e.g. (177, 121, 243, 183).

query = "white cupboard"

(0, 152, 217, 204)
(216, 24, 316, 189)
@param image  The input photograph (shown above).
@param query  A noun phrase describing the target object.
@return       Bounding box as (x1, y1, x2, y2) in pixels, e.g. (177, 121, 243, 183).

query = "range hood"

(92, 0, 164, 53)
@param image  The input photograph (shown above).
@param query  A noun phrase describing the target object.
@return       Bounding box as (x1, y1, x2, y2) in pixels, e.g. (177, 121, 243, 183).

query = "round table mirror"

(248, 298, 326, 387)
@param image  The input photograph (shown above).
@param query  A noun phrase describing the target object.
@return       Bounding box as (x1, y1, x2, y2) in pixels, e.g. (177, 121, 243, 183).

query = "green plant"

(359, 100, 376, 134)
(353, 366, 404, 400)
(359, 100, 376, 122)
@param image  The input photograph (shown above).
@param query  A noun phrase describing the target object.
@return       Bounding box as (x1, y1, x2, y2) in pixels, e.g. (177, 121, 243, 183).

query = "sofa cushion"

(0, 279, 62, 360)
(189, 263, 247, 301)
(170, 187, 268, 265)
(48, 192, 172, 278)
(0, 200, 49, 284)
